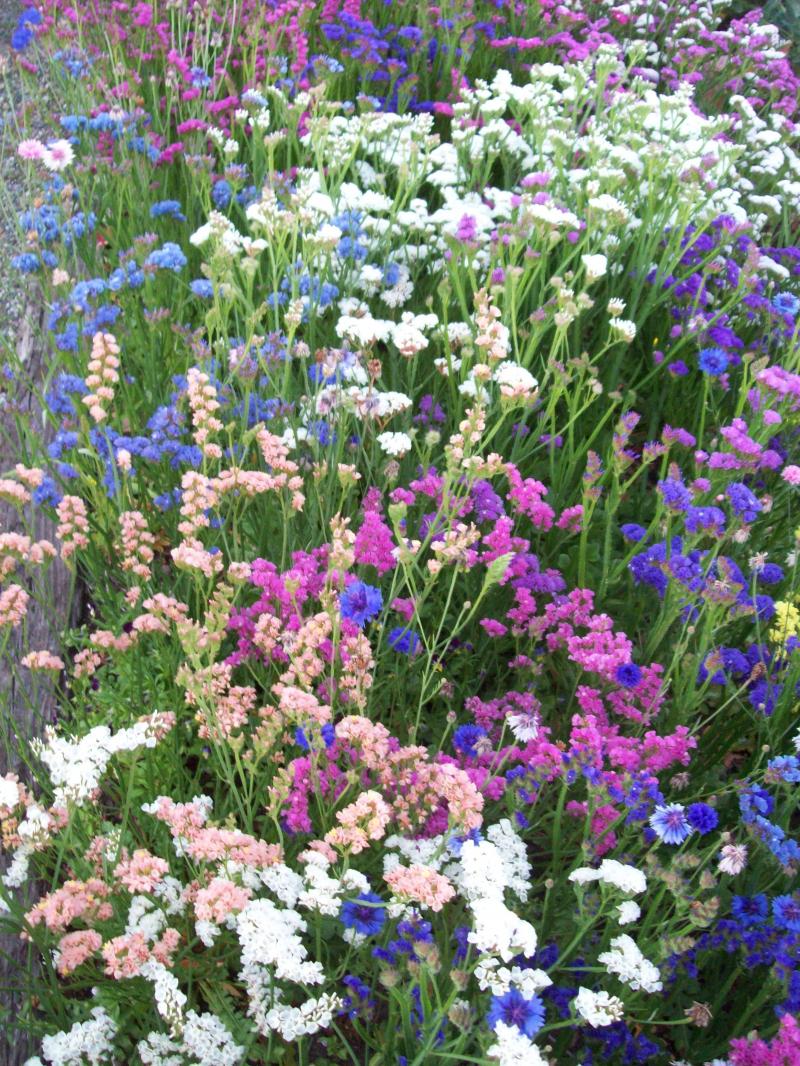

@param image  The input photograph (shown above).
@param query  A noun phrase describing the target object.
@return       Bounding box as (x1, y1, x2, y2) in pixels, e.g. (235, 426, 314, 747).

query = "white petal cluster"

(487, 1021, 547, 1066)
(568, 858, 647, 895)
(39, 1007, 117, 1065)
(573, 986, 625, 1027)
(598, 934, 662, 993)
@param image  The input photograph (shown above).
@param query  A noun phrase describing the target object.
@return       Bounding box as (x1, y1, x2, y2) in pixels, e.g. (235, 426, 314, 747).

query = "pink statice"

(384, 865, 456, 912)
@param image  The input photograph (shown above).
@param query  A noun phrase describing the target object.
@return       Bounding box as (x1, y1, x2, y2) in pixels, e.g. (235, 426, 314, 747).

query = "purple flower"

(649, 803, 692, 845)
(487, 989, 545, 1038)
(615, 663, 642, 688)
(686, 803, 718, 835)
(658, 477, 692, 512)
(727, 483, 762, 523)
(339, 581, 383, 627)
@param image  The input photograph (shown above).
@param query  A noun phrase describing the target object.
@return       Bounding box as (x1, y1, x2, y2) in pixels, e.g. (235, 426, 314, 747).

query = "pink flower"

(17, 139, 45, 160)
(384, 865, 456, 912)
(782, 464, 800, 486)
(718, 843, 748, 876)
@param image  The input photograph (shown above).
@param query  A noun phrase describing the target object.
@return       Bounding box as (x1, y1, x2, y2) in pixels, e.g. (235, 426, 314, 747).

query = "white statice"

(141, 961, 187, 1035)
(263, 993, 342, 1041)
(0, 775, 20, 809)
(237, 898, 324, 985)
(573, 986, 625, 1027)
(138, 1011, 244, 1066)
(32, 716, 168, 808)
(582, 253, 608, 282)
(475, 958, 552, 997)
(598, 934, 662, 993)
(126, 894, 167, 941)
(610, 318, 637, 344)
(568, 859, 646, 895)
(39, 1006, 117, 1065)
(493, 362, 539, 402)
(487, 1021, 547, 1066)
(260, 862, 305, 907)
(468, 896, 537, 962)
(377, 432, 412, 457)
(2, 804, 53, 889)
(617, 900, 641, 926)
(335, 313, 395, 347)
(607, 298, 626, 318)
(486, 820, 532, 902)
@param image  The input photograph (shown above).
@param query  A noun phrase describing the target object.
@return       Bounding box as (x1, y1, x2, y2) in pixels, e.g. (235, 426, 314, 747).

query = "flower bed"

(2, 2, 800, 1064)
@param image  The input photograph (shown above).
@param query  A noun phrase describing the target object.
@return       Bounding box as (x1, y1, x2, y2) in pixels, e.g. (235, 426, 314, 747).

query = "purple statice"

(340, 893, 386, 936)
(620, 523, 648, 542)
(684, 506, 725, 535)
(150, 200, 186, 221)
(649, 803, 692, 845)
(339, 581, 383, 627)
(698, 347, 729, 375)
(470, 479, 505, 523)
(686, 803, 718, 835)
(190, 279, 214, 298)
(487, 990, 545, 1038)
(657, 476, 692, 512)
(727, 483, 762, 523)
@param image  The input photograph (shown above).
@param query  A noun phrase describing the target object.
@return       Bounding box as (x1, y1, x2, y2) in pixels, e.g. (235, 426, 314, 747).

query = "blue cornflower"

(772, 292, 800, 317)
(772, 891, 800, 933)
(767, 755, 800, 783)
(387, 626, 420, 655)
(697, 347, 729, 376)
(686, 802, 718, 835)
(487, 989, 545, 1038)
(190, 279, 214, 299)
(727, 483, 761, 523)
(649, 803, 692, 845)
(615, 663, 642, 688)
(731, 894, 768, 927)
(452, 725, 487, 758)
(340, 893, 386, 936)
(339, 581, 383, 627)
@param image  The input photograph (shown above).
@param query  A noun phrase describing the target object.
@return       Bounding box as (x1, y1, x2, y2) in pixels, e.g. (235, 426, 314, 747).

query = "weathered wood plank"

(0, 302, 80, 1065)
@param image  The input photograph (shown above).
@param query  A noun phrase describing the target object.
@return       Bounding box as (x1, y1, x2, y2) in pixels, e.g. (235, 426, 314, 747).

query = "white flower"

(573, 987, 625, 1027)
(493, 362, 539, 401)
(598, 934, 662, 993)
(610, 318, 637, 343)
(42, 139, 75, 172)
(0, 775, 20, 809)
(377, 432, 412, 457)
(487, 1022, 547, 1066)
(582, 254, 608, 282)
(617, 900, 641, 925)
(468, 897, 537, 962)
(568, 859, 646, 895)
(607, 298, 626, 317)
(507, 711, 539, 742)
(40, 1007, 117, 1065)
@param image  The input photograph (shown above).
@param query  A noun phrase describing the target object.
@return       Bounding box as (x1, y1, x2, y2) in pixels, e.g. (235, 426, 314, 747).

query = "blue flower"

(686, 803, 718, 835)
(452, 725, 486, 758)
(615, 663, 642, 688)
(145, 242, 187, 272)
(649, 803, 692, 845)
(487, 989, 545, 1039)
(697, 347, 729, 376)
(731, 894, 768, 927)
(772, 895, 800, 932)
(727, 483, 761, 523)
(150, 200, 186, 221)
(772, 292, 800, 318)
(190, 279, 214, 299)
(339, 581, 383, 627)
(387, 626, 420, 655)
(212, 180, 232, 209)
(340, 893, 386, 936)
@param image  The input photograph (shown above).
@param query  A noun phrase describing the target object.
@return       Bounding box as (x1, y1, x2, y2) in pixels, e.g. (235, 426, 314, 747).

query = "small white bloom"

(377, 432, 412, 458)
(573, 986, 625, 1027)
(617, 900, 641, 925)
(582, 254, 608, 282)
